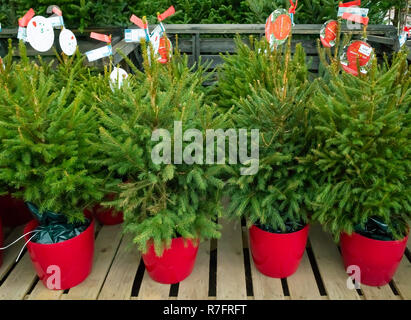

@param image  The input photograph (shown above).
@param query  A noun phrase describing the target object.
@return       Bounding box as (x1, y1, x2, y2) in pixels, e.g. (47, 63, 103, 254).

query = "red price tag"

(130, 14, 145, 29)
(18, 8, 35, 27)
(339, 0, 361, 7)
(158, 6, 175, 21)
(90, 32, 111, 43)
(52, 6, 62, 16)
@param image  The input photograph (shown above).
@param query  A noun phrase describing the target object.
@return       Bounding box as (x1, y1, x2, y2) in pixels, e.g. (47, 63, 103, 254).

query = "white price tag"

(358, 44, 372, 56)
(85, 45, 112, 62)
(17, 26, 28, 42)
(48, 15, 64, 28)
(338, 7, 369, 17)
(124, 29, 146, 43)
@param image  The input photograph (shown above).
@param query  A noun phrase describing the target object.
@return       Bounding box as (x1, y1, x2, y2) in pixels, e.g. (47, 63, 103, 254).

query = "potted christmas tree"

(93, 45, 225, 284)
(309, 49, 411, 286)
(221, 37, 316, 278)
(0, 42, 104, 290)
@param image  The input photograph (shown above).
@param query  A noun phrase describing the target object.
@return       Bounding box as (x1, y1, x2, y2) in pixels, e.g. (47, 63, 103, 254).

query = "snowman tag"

(109, 67, 128, 91)
(26, 16, 55, 52)
(59, 28, 77, 56)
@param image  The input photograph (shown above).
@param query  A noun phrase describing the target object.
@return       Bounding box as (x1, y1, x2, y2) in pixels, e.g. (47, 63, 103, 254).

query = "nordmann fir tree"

(0, 41, 104, 223)
(306, 49, 411, 241)
(93, 44, 226, 256)
(224, 37, 316, 232)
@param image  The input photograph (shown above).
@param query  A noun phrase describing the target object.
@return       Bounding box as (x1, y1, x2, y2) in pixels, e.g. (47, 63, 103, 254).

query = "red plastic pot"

(340, 230, 409, 287)
(23, 217, 95, 290)
(85, 204, 124, 226)
(0, 217, 3, 267)
(249, 224, 309, 278)
(142, 238, 199, 284)
(0, 194, 32, 227)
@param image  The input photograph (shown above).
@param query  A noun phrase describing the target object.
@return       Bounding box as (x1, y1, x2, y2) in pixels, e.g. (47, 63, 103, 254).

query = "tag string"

(289, 0, 298, 25)
(0, 230, 39, 262)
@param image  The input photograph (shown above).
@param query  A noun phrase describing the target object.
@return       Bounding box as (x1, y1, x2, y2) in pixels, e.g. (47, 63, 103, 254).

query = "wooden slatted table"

(0, 220, 410, 300)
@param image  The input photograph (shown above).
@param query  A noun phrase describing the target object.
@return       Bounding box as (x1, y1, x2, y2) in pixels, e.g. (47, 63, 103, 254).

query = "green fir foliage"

(307, 50, 411, 240)
(0, 41, 104, 222)
(92, 44, 225, 256)
(223, 37, 316, 232)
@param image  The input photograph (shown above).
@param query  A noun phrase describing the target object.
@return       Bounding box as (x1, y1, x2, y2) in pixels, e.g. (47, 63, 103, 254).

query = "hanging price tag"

(157, 6, 175, 22)
(85, 45, 112, 62)
(265, 9, 292, 48)
(48, 15, 64, 28)
(17, 27, 28, 42)
(340, 40, 373, 76)
(18, 8, 35, 27)
(320, 20, 338, 47)
(124, 29, 147, 43)
(17, 8, 35, 42)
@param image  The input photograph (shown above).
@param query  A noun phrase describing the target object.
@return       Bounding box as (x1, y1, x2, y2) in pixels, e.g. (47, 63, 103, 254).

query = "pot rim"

(342, 226, 410, 244)
(250, 223, 309, 236)
(24, 217, 95, 247)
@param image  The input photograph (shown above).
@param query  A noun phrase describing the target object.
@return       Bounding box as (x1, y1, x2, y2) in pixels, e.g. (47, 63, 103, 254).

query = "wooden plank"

(62, 224, 123, 300)
(361, 284, 399, 300)
(98, 234, 140, 300)
(367, 35, 395, 46)
(0, 226, 25, 281)
(112, 40, 138, 65)
(287, 250, 323, 300)
(28, 281, 63, 300)
(177, 241, 210, 300)
(0, 253, 37, 300)
(392, 236, 411, 299)
(309, 225, 361, 300)
(216, 219, 247, 300)
(138, 271, 171, 300)
(0, 24, 396, 38)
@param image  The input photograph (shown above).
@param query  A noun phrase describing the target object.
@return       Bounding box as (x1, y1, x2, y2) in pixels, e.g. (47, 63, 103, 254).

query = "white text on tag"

(124, 29, 147, 43)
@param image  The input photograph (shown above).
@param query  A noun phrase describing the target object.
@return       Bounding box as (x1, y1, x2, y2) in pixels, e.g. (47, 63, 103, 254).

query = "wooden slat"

(361, 284, 399, 300)
(287, 250, 323, 300)
(243, 227, 284, 300)
(138, 271, 171, 300)
(112, 40, 138, 65)
(62, 225, 123, 300)
(0, 24, 395, 38)
(392, 236, 411, 299)
(177, 241, 210, 300)
(28, 281, 63, 300)
(0, 253, 37, 300)
(309, 225, 361, 300)
(98, 233, 140, 300)
(216, 220, 247, 300)
(0, 226, 24, 281)
(249, 255, 284, 300)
